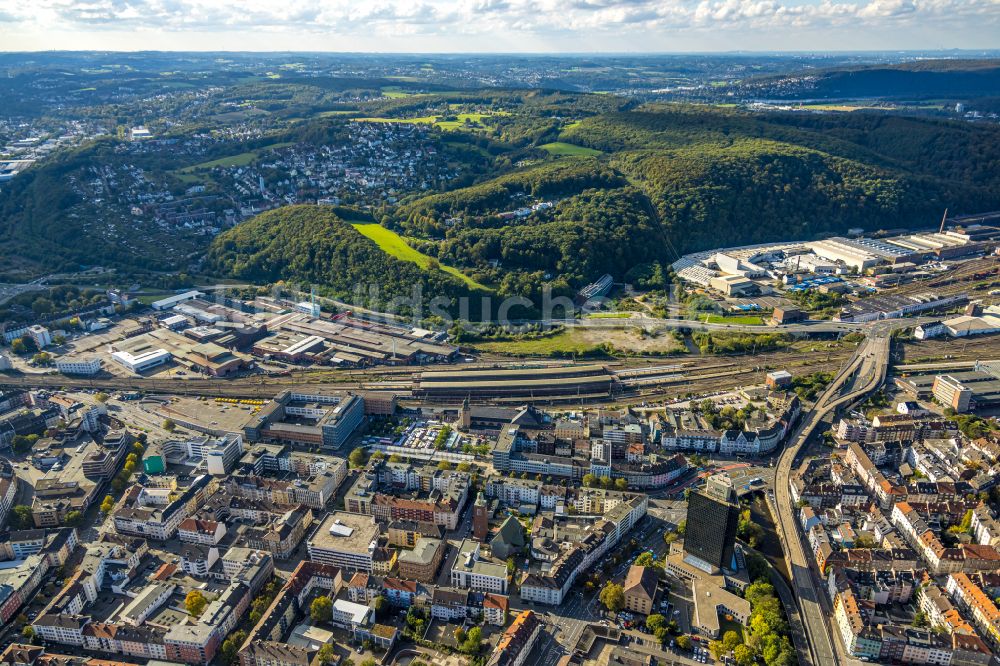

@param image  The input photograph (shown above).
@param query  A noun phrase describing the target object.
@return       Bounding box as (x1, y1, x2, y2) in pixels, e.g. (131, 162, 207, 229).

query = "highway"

(771, 326, 892, 666)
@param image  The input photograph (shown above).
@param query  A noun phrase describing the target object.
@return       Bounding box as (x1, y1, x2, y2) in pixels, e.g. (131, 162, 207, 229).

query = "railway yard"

(4, 334, 1000, 410)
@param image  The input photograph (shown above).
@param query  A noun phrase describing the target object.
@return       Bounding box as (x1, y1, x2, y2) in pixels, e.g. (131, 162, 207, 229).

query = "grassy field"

(381, 87, 420, 99)
(799, 103, 879, 112)
(351, 223, 488, 290)
(178, 142, 294, 172)
(435, 112, 508, 130)
(585, 312, 632, 319)
(352, 116, 438, 125)
(380, 87, 447, 99)
(351, 112, 506, 131)
(472, 330, 605, 356)
(473, 327, 686, 356)
(134, 292, 174, 305)
(699, 314, 765, 325)
(539, 142, 602, 157)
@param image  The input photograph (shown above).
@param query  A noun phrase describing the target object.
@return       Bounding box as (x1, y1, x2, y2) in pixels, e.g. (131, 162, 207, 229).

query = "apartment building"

(623, 565, 658, 615)
(486, 610, 542, 666)
(113, 475, 213, 540)
(933, 375, 974, 413)
(397, 537, 445, 583)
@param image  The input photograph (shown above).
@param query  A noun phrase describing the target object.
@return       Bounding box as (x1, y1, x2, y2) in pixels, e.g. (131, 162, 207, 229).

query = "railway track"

(0, 333, 860, 409)
(887, 255, 999, 298)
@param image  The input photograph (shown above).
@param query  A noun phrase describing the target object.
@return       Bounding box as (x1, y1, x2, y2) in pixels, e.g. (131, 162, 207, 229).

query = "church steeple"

(473, 490, 489, 540)
(459, 395, 471, 431)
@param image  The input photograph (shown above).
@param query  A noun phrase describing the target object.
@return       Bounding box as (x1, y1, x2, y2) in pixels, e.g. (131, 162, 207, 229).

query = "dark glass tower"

(683, 474, 740, 573)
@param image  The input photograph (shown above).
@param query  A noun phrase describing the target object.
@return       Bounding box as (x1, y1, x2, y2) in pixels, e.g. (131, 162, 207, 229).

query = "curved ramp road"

(772, 332, 891, 666)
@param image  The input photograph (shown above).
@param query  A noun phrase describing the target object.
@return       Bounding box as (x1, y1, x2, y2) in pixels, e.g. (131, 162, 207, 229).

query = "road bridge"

(771, 331, 891, 666)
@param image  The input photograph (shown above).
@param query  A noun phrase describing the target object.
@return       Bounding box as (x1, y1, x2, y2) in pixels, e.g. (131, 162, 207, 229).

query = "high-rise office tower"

(683, 474, 740, 573)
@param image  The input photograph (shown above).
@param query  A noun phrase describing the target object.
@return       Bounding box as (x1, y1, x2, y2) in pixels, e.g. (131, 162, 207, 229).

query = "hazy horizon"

(2, 48, 1000, 56)
(2, 0, 999, 53)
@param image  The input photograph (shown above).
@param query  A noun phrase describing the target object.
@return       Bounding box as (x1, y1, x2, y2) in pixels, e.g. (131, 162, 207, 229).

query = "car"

(357, 647, 363, 654)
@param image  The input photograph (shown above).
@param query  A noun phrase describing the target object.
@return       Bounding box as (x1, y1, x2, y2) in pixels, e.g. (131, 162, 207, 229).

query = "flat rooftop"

(419, 364, 608, 381)
(667, 549, 750, 638)
(157, 396, 256, 433)
(897, 370, 1000, 404)
(309, 512, 380, 555)
(419, 376, 613, 389)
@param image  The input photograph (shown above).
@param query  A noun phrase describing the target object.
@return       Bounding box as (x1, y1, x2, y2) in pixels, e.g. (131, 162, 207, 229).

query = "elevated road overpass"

(771, 331, 891, 666)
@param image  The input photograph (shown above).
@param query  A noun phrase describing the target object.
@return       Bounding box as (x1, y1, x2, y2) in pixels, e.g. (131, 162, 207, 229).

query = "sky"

(0, 0, 998, 53)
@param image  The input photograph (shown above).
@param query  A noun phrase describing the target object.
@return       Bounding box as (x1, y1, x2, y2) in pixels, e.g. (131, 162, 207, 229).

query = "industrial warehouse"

(111, 328, 252, 377)
(252, 312, 457, 366)
(37, 292, 460, 378)
(895, 361, 1000, 413)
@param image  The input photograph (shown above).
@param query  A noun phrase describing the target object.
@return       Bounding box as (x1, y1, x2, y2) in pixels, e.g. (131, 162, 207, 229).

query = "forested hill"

(757, 60, 1000, 100)
(391, 105, 1000, 277)
(561, 105, 1000, 188)
(5, 91, 1000, 307)
(205, 205, 480, 312)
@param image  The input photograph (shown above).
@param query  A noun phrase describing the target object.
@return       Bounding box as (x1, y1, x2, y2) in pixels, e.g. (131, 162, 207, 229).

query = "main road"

(771, 328, 892, 666)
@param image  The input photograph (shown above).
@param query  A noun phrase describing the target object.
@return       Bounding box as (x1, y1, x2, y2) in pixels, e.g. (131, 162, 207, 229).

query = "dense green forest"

(205, 205, 483, 315)
(398, 157, 624, 224)
(611, 139, 924, 252)
(436, 187, 667, 299)
(389, 103, 1000, 272)
(761, 112, 1000, 190)
(758, 61, 1000, 100)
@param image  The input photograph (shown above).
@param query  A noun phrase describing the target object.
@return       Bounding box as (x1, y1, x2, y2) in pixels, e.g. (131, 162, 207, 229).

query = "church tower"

(458, 395, 471, 431)
(473, 491, 489, 541)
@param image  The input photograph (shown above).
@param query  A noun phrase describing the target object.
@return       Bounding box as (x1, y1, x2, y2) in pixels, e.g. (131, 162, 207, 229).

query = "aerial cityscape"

(2, 5, 1000, 666)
